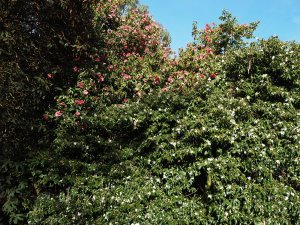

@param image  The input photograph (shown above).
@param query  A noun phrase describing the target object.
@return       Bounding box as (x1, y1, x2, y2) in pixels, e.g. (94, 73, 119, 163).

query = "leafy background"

(0, 0, 299, 224)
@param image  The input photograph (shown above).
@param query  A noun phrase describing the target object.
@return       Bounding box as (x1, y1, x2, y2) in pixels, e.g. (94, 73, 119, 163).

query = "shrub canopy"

(0, 1, 299, 224)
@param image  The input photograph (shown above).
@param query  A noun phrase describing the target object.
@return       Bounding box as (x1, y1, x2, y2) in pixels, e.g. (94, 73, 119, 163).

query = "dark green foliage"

(28, 41, 300, 222)
(0, 0, 100, 223)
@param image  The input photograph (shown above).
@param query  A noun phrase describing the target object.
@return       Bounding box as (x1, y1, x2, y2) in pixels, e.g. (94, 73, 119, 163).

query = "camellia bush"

(1, 0, 299, 224)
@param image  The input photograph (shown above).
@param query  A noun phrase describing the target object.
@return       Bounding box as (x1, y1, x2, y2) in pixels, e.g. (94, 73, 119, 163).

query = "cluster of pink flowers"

(122, 72, 131, 80)
(74, 99, 85, 105)
(47, 0, 178, 123)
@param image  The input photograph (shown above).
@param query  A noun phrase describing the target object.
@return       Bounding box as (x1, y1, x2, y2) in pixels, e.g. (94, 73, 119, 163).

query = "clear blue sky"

(139, 0, 300, 52)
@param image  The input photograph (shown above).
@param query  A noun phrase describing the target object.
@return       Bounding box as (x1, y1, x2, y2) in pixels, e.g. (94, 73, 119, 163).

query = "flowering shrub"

(2, 0, 300, 224)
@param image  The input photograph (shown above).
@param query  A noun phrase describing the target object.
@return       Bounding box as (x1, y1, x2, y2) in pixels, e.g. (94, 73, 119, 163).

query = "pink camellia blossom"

(55, 111, 62, 117)
(60, 102, 67, 107)
(199, 54, 206, 60)
(73, 66, 79, 72)
(75, 111, 80, 116)
(98, 74, 104, 82)
(161, 87, 169, 92)
(77, 82, 84, 88)
(47, 73, 53, 79)
(122, 73, 131, 80)
(74, 99, 85, 105)
(42, 114, 49, 121)
(200, 74, 206, 80)
(83, 90, 89, 95)
(206, 48, 213, 54)
(107, 65, 114, 71)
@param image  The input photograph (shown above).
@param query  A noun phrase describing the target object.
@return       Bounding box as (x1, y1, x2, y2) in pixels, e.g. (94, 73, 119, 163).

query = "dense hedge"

(1, 1, 299, 224)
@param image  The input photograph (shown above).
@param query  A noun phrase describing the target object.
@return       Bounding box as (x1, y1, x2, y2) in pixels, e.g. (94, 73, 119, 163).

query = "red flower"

(210, 73, 217, 79)
(200, 74, 206, 80)
(95, 57, 101, 62)
(55, 111, 62, 117)
(74, 99, 85, 105)
(123, 98, 129, 103)
(77, 82, 84, 88)
(154, 76, 160, 85)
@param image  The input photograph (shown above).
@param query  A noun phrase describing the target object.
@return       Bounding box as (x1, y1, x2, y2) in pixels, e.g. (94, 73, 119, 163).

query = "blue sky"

(139, 0, 300, 52)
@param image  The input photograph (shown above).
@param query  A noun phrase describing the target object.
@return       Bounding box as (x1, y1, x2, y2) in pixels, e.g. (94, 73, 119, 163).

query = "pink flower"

(55, 111, 62, 117)
(77, 82, 84, 88)
(107, 65, 114, 71)
(199, 54, 206, 60)
(47, 73, 53, 79)
(167, 76, 173, 83)
(60, 102, 66, 107)
(73, 66, 79, 72)
(83, 90, 89, 95)
(206, 48, 213, 54)
(97, 73, 104, 82)
(122, 73, 131, 80)
(42, 114, 49, 121)
(95, 57, 101, 62)
(74, 99, 85, 105)
(75, 111, 81, 116)
(123, 98, 129, 103)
